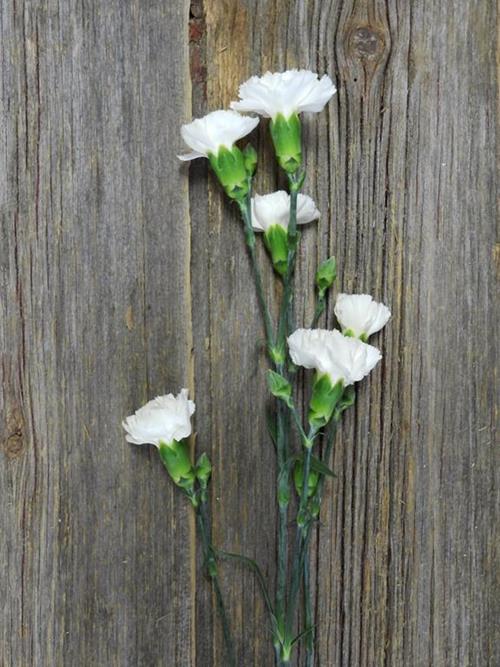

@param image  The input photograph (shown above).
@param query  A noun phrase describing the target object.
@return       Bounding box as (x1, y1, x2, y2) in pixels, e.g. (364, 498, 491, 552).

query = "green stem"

(285, 441, 313, 643)
(299, 417, 341, 664)
(303, 554, 314, 666)
(196, 502, 236, 667)
(239, 193, 293, 657)
(216, 550, 275, 622)
(310, 294, 326, 328)
(238, 198, 276, 351)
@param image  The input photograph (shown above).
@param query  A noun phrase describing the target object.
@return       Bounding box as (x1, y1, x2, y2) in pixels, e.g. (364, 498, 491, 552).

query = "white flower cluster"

(288, 295, 391, 386)
(178, 69, 336, 162)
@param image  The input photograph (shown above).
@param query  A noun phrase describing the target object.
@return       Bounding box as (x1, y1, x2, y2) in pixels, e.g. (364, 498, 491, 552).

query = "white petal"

(250, 191, 319, 232)
(179, 110, 259, 159)
(287, 328, 381, 386)
(122, 389, 195, 447)
(177, 151, 205, 161)
(231, 69, 336, 118)
(296, 194, 321, 225)
(334, 294, 391, 338)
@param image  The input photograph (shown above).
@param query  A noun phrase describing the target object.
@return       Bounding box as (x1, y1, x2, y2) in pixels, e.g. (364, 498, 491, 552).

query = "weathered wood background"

(1, 1, 498, 665)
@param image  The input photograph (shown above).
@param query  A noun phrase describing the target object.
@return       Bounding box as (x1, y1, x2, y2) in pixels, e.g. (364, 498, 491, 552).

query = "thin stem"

(196, 502, 236, 667)
(303, 554, 314, 667)
(238, 195, 291, 664)
(287, 400, 311, 447)
(238, 198, 275, 350)
(310, 295, 326, 328)
(217, 550, 275, 622)
(285, 440, 313, 640)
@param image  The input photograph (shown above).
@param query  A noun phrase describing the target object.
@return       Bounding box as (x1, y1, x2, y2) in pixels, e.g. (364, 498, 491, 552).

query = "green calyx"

(208, 146, 250, 200)
(270, 112, 302, 174)
(264, 224, 289, 276)
(342, 328, 368, 342)
(158, 440, 195, 492)
(308, 374, 344, 429)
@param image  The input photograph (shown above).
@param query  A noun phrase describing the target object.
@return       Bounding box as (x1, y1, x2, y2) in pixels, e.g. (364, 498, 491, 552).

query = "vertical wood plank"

(0, 1, 194, 665)
(199, 1, 498, 665)
(1, 1, 497, 665)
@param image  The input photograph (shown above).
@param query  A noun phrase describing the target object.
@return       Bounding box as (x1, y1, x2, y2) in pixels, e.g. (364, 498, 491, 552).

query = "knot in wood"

(4, 433, 24, 459)
(349, 26, 385, 60)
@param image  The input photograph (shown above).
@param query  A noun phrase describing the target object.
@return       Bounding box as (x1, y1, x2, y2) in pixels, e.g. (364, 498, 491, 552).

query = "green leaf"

(266, 369, 293, 407)
(310, 454, 336, 478)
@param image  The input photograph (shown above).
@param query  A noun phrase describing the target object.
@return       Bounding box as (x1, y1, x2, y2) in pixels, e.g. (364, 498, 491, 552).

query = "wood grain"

(1, 1, 498, 666)
(1, 2, 195, 665)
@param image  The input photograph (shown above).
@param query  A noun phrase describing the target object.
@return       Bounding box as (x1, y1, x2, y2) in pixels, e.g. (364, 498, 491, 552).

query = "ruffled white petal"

(251, 191, 320, 232)
(122, 389, 195, 447)
(287, 328, 381, 386)
(177, 150, 205, 162)
(179, 110, 259, 160)
(231, 70, 336, 118)
(334, 294, 391, 338)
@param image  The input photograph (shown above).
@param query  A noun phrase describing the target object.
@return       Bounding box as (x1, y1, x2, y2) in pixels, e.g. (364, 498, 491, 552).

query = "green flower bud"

(293, 459, 319, 498)
(263, 224, 289, 276)
(315, 256, 337, 297)
(308, 373, 344, 429)
(242, 143, 258, 176)
(266, 369, 293, 407)
(269, 113, 302, 174)
(158, 440, 195, 491)
(208, 146, 249, 200)
(195, 452, 212, 489)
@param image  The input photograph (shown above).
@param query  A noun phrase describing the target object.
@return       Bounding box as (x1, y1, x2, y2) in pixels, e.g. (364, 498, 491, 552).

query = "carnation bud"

(315, 256, 337, 297)
(293, 459, 319, 498)
(243, 143, 258, 176)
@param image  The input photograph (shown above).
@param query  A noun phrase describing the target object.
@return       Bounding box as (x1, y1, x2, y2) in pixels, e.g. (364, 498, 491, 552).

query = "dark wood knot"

(349, 26, 385, 60)
(3, 433, 25, 459)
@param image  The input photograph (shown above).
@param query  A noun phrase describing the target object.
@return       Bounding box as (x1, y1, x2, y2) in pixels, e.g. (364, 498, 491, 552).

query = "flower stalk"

(126, 67, 391, 666)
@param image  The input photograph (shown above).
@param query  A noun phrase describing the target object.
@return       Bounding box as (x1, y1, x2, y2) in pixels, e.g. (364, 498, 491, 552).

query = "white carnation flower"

(251, 191, 320, 232)
(122, 389, 195, 447)
(287, 329, 381, 386)
(178, 110, 259, 161)
(231, 69, 336, 119)
(334, 294, 391, 339)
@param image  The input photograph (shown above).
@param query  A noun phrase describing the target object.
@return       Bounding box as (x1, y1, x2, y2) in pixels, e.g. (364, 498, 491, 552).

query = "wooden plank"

(1, 1, 497, 666)
(199, 1, 498, 665)
(0, 1, 194, 665)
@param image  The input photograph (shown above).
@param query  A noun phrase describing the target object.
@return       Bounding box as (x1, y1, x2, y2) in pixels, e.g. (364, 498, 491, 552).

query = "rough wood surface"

(1, 1, 498, 666)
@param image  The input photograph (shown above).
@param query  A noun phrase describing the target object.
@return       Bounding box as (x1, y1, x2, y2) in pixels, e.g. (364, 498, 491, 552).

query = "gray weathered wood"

(1, 2, 195, 665)
(1, 1, 498, 666)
